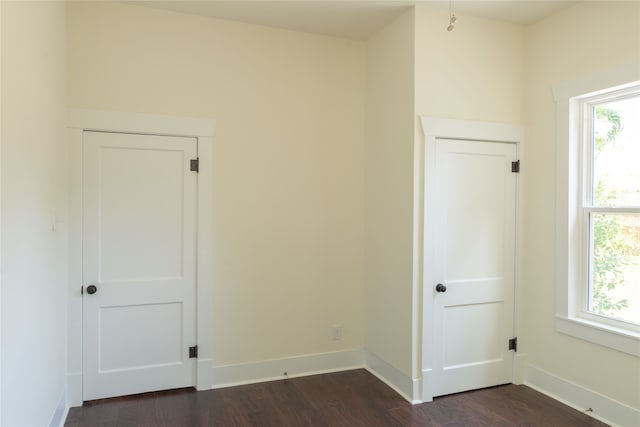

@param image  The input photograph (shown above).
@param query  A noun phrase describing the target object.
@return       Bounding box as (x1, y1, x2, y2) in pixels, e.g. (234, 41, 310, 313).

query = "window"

(582, 89, 640, 328)
(554, 63, 640, 356)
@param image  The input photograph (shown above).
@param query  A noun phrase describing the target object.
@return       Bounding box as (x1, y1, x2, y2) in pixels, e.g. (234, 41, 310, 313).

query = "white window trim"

(553, 61, 640, 357)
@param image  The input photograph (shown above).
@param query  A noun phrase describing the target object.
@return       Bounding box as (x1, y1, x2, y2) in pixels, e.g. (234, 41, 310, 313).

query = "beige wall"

(67, 1, 366, 366)
(364, 8, 416, 378)
(1, 1, 67, 425)
(414, 6, 526, 125)
(525, 1, 640, 409)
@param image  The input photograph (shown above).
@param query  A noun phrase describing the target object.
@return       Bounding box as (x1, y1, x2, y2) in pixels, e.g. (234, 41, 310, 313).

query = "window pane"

(589, 213, 640, 324)
(592, 95, 640, 207)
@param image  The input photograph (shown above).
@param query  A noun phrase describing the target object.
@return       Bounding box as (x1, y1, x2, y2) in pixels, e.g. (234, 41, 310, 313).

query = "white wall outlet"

(332, 325, 342, 341)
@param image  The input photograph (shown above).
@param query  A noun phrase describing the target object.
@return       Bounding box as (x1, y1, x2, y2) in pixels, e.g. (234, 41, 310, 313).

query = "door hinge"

(81, 286, 83, 295)
(511, 160, 520, 173)
(190, 158, 199, 173)
(189, 345, 198, 358)
(508, 337, 518, 352)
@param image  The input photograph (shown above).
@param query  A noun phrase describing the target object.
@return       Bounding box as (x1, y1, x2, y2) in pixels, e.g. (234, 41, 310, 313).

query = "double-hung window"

(582, 88, 640, 328)
(554, 63, 640, 356)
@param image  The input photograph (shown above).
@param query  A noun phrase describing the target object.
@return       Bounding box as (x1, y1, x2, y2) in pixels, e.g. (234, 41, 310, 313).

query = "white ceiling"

(124, 1, 581, 40)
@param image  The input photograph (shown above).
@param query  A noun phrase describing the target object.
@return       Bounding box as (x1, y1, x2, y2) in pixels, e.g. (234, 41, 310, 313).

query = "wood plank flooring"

(65, 369, 608, 426)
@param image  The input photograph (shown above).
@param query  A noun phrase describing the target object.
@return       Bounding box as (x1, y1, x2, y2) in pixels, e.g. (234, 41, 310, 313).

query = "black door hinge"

(189, 345, 198, 358)
(190, 158, 199, 173)
(511, 160, 520, 173)
(508, 337, 517, 352)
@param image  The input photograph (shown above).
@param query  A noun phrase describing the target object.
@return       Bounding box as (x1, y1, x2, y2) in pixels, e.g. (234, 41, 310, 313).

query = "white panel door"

(82, 131, 197, 401)
(433, 138, 517, 397)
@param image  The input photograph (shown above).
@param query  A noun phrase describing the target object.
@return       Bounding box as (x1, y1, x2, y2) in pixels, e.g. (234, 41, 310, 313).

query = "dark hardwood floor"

(65, 369, 608, 426)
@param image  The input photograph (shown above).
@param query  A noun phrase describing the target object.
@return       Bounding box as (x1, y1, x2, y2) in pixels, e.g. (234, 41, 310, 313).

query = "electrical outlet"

(332, 325, 342, 341)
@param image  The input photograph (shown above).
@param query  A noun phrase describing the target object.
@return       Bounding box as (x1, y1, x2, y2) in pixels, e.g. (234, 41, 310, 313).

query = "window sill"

(555, 315, 640, 357)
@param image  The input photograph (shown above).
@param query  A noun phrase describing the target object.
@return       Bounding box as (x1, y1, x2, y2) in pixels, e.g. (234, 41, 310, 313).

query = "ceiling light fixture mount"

(447, 0, 457, 31)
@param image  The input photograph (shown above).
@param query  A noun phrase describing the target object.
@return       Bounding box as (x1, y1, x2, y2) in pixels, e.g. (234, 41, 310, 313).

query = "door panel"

(99, 302, 184, 371)
(82, 131, 197, 401)
(433, 139, 516, 397)
(98, 146, 185, 281)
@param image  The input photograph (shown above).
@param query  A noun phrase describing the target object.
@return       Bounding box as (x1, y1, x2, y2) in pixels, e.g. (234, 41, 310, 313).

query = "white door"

(432, 138, 517, 397)
(82, 131, 198, 401)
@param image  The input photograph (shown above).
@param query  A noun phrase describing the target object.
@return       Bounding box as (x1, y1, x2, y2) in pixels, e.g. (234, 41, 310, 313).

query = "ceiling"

(124, 1, 581, 40)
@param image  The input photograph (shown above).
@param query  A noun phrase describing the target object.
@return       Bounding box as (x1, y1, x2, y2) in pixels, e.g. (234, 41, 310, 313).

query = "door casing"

(419, 117, 525, 402)
(66, 109, 215, 406)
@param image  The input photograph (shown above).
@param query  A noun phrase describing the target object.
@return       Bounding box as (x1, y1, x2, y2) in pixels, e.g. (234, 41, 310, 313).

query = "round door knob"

(435, 283, 447, 293)
(86, 285, 98, 295)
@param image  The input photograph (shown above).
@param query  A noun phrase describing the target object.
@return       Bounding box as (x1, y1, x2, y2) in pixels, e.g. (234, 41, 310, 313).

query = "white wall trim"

(211, 350, 364, 389)
(66, 372, 82, 409)
(524, 364, 640, 427)
(419, 117, 525, 144)
(67, 109, 215, 137)
(66, 109, 216, 405)
(419, 116, 525, 402)
(421, 368, 434, 403)
(411, 118, 426, 392)
(67, 127, 83, 407)
(48, 389, 68, 427)
(210, 349, 425, 405)
(364, 350, 421, 404)
(513, 352, 526, 385)
(195, 135, 214, 390)
(556, 316, 640, 357)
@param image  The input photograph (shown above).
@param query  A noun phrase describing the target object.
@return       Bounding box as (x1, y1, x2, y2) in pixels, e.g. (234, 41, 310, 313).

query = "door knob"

(86, 285, 98, 295)
(435, 283, 447, 293)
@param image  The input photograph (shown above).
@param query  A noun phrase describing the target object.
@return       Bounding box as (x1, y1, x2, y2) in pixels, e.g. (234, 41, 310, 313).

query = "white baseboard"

(197, 358, 214, 391)
(524, 364, 640, 427)
(66, 349, 425, 409)
(364, 350, 421, 404)
(66, 372, 82, 407)
(48, 388, 69, 427)
(210, 349, 364, 389)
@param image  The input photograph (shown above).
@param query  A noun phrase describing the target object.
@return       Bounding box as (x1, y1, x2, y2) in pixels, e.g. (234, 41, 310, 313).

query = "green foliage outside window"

(591, 182, 631, 313)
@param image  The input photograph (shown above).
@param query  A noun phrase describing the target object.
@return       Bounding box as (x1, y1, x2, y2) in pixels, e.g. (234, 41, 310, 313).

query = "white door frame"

(66, 109, 215, 406)
(419, 116, 525, 402)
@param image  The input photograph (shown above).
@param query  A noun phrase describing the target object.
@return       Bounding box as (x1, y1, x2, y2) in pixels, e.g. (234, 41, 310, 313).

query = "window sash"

(582, 209, 640, 332)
